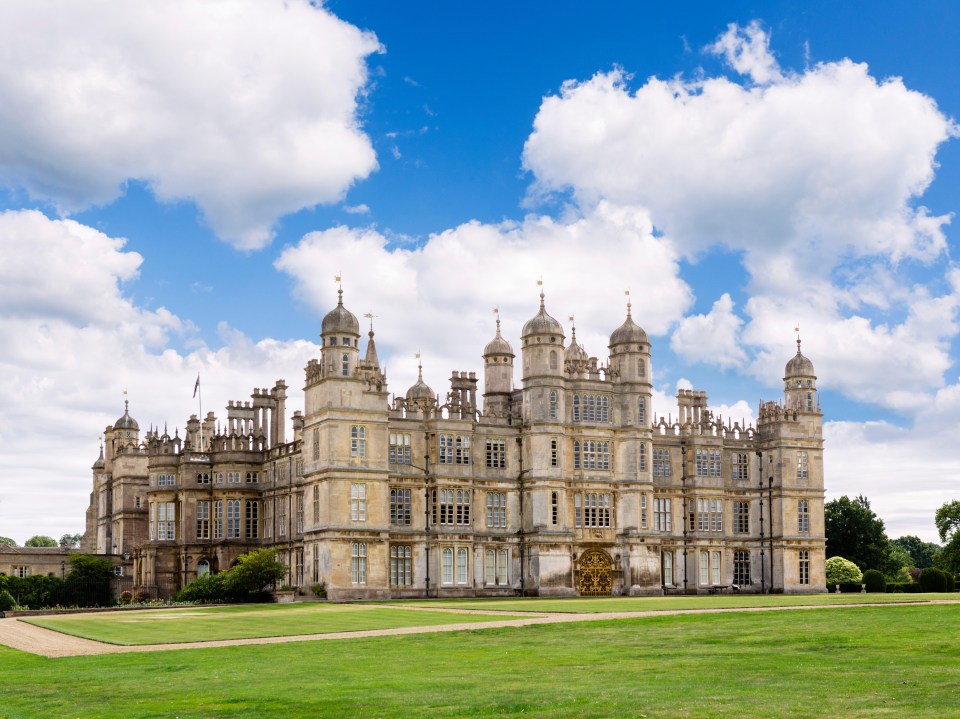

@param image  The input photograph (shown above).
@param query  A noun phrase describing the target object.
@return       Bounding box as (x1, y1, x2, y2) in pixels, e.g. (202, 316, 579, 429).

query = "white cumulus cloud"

(0, 0, 381, 250)
(671, 293, 747, 369)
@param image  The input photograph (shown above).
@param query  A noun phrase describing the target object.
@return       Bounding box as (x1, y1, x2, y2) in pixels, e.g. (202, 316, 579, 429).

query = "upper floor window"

(639, 444, 647, 472)
(313, 484, 320, 525)
(551, 491, 559, 525)
(351, 483, 366, 522)
(575, 493, 611, 528)
(798, 499, 809, 533)
(638, 397, 646, 425)
(695, 449, 722, 477)
(196, 500, 210, 540)
(638, 359, 646, 377)
(196, 472, 210, 485)
(652, 449, 671, 477)
(549, 390, 558, 419)
(390, 488, 412, 526)
(246, 471, 259, 483)
(247, 500, 259, 538)
(550, 438, 559, 467)
(156, 501, 176, 540)
(641, 494, 647, 529)
(439, 434, 470, 465)
(654, 497, 671, 531)
(351, 425, 366, 458)
(432, 488, 471, 526)
(572, 394, 610, 423)
(312, 427, 320, 461)
(573, 440, 610, 471)
(485, 439, 506, 469)
(225, 499, 241, 539)
(227, 471, 241, 484)
(389, 432, 411, 464)
(690, 498, 723, 532)
(733, 453, 750, 480)
(341, 353, 350, 376)
(797, 451, 809, 479)
(806, 392, 814, 412)
(486, 492, 507, 528)
(733, 500, 750, 533)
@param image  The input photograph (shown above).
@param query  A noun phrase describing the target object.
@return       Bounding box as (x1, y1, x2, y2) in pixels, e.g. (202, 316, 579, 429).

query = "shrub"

(311, 582, 327, 598)
(862, 569, 886, 593)
(825, 556, 863, 586)
(885, 582, 921, 593)
(0, 589, 16, 611)
(918, 567, 948, 592)
(175, 572, 229, 603)
(945, 572, 956, 593)
(224, 549, 287, 598)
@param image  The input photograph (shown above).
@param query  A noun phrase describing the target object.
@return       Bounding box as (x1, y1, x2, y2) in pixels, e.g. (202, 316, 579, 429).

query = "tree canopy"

(224, 549, 287, 597)
(824, 495, 899, 575)
(59, 533, 82, 548)
(24, 535, 57, 547)
(891, 535, 940, 569)
(934, 500, 960, 575)
(0, 536, 16, 547)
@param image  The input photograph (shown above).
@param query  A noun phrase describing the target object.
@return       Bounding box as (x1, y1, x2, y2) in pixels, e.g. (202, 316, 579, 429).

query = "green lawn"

(22, 602, 519, 645)
(1, 603, 958, 718)
(398, 592, 954, 613)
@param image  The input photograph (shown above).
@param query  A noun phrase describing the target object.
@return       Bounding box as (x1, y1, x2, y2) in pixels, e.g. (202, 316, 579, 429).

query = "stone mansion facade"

(83, 290, 826, 600)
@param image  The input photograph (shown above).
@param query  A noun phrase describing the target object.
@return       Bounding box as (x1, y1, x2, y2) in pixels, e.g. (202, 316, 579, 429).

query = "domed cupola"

(609, 300, 648, 349)
(785, 338, 815, 379)
(484, 316, 514, 357)
(406, 361, 436, 407)
(521, 291, 564, 342)
(92, 443, 105, 470)
(784, 337, 818, 413)
(114, 399, 140, 433)
(321, 288, 360, 337)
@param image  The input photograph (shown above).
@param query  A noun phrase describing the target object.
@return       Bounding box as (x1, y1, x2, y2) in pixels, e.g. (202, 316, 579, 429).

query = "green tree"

(825, 556, 863, 585)
(0, 536, 15, 547)
(64, 554, 114, 606)
(824, 495, 897, 573)
(58, 533, 82, 548)
(891, 535, 940, 569)
(24, 535, 57, 547)
(224, 549, 287, 598)
(934, 500, 960, 575)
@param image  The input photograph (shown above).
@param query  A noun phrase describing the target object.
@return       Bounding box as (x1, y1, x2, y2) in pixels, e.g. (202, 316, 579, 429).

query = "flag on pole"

(193, 374, 200, 398)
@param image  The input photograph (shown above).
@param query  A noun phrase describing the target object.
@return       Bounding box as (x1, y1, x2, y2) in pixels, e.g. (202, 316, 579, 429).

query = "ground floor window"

(733, 550, 750, 586)
(351, 542, 366, 584)
(799, 550, 810, 585)
(662, 550, 674, 586)
(197, 559, 210, 578)
(441, 546, 470, 586)
(295, 550, 304, 587)
(484, 548, 509, 586)
(699, 550, 721, 587)
(390, 545, 412, 586)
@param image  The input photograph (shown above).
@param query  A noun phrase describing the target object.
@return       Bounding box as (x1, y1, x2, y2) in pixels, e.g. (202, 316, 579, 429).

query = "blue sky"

(0, 0, 958, 545)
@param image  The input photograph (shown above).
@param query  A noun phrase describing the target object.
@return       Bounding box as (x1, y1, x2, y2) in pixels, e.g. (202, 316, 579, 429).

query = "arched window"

(456, 548, 468, 585)
(341, 353, 349, 376)
(806, 392, 813, 412)
(639, 444, 647, 472)
(351, 425, 366, 457)
(549, 390, 558, 419)
(573, 395, 581, 422)
(573, 440, 581, 469)
(197, 559, 210, 578)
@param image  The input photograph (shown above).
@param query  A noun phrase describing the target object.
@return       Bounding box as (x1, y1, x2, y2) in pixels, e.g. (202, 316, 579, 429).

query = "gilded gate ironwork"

(577, 549, 613, 596)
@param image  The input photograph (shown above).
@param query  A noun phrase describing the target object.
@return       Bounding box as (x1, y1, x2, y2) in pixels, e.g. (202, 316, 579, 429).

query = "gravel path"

(2, 600, 957, 658)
